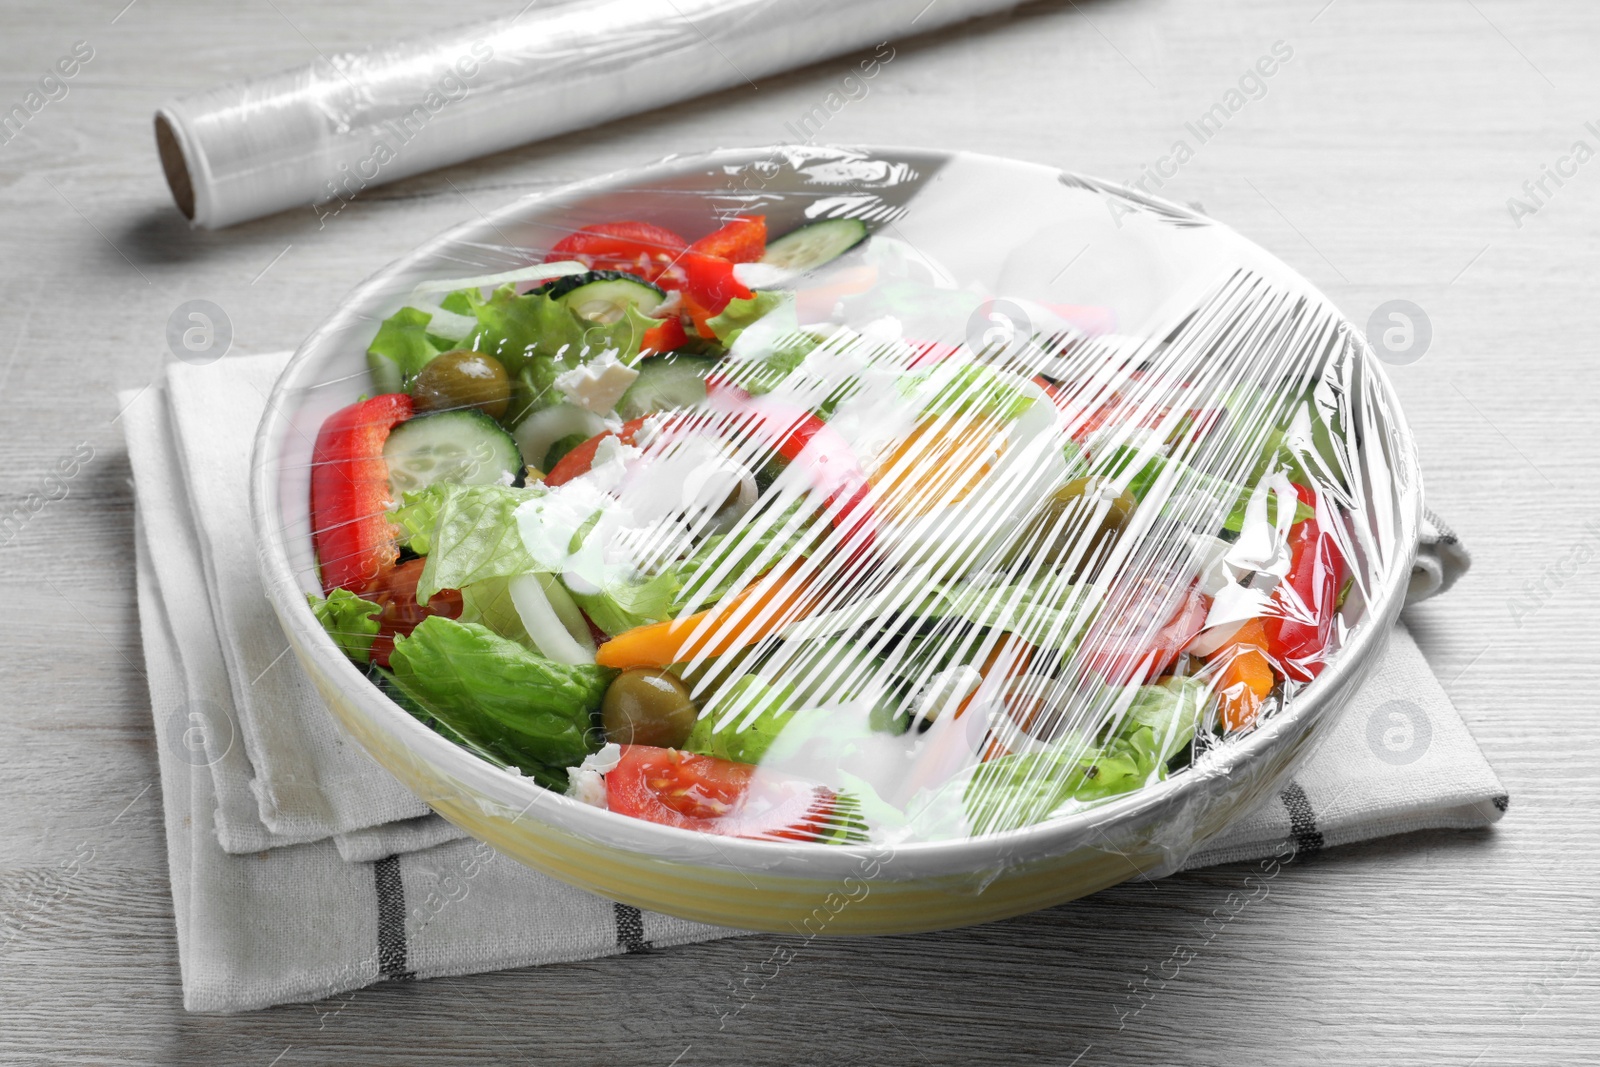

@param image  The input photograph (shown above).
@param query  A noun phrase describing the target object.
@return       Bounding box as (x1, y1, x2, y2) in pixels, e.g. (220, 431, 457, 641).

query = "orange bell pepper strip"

(1207, 617, 1276, 732)
(970, 634, 1037, 762)
(964, 634, 1033, 715)
(595, 563, 817, 669)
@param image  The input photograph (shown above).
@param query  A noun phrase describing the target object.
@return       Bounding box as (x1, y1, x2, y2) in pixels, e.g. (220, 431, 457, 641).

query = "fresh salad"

(306, 210, 1354, 845)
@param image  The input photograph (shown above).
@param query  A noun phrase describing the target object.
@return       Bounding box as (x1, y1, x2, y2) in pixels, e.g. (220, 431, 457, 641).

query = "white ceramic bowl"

(252, 146, 1421, 933)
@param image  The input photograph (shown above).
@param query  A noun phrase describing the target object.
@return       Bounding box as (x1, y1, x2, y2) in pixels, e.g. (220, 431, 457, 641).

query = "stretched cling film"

(273, 146, 1421, 870)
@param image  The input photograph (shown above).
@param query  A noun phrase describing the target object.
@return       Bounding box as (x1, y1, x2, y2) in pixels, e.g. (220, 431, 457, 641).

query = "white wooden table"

(2, 0, 1595, 1062)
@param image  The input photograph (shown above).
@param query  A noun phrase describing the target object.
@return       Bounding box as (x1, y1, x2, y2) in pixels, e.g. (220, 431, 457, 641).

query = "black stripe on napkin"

(614, 902, 648, 954)
(374, 854, 415, 980)
(1278, 781, 1324, 857)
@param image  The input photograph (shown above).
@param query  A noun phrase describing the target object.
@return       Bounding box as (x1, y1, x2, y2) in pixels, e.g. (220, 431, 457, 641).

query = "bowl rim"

(251, 143, 1423, 879)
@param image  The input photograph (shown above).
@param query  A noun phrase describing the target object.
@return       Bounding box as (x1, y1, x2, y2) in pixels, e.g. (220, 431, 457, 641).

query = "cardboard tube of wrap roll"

(154, 0, 1023, 229)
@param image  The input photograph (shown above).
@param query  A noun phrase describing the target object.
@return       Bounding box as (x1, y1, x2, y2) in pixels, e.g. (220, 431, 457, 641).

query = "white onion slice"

(509, 573, 596, 664)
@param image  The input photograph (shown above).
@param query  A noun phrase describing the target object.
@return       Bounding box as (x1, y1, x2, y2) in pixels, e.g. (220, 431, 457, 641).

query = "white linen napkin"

(124, 364, 445, 854)
(125, 352, 1507, 1013)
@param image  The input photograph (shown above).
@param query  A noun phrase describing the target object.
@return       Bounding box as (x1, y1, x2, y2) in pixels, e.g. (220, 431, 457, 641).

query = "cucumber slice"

(531, 270, 666, 323)
(512, 403, 606, 474)
(615, 353, 716, 419)
(384, 410, 523, 495)
(760, 219, 869, 273)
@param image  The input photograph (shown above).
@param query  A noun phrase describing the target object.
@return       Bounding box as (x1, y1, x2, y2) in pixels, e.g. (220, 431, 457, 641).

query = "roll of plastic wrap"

(154, 0, 1023, 228)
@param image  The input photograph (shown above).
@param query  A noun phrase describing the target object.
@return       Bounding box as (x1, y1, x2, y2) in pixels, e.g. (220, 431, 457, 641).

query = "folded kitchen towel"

(125, 351, 1507, 1013)
(124, 364, 442, 853)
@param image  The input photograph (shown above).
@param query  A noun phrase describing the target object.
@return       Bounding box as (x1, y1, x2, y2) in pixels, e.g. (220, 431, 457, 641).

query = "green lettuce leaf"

(393, 483, 545, 601)
(1212, 382, 1350, 491)
(684, 676, 799, 764)
(372, 665, 570, 791)
(961, 676, 1211, 834)
(456, 576, 531, 645)
(707, 290, 789, 347)
(367, 306, 450, 392)
(548, 506, 682, 635)
(898, 363, 1035, 423)
(685, 634, 906, 762)
(670, 502, 823, 615)
(463, 285, 655, 422)
(568, 569, 680, 636)
(389, 616, 611, 771)
(307, 588, 382, 665)
(1112, 676, 1211, 764)
(1110, 446, 1313, 534)
(962, 726, 1165, 835)
(708, 291, 822, 398)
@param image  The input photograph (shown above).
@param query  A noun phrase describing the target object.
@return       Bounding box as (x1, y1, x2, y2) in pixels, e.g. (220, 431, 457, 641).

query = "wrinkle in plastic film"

(296, 146, 1417, 861)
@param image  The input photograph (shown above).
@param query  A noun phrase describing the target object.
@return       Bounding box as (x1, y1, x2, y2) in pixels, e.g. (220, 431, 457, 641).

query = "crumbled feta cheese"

(566, 768, 608, 807)
(553, 350, 639, 414)
(911, 665, 984, 728)
(565, 743, 623, 808)
(632, 412, 672, 448)
(653, 290, 682, 317)
(590, 433, 628, 471)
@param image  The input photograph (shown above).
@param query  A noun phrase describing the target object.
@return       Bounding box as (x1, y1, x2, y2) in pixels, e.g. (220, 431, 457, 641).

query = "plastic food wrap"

(283, 146, 1419, 859)
(154, 0, 1023, 228)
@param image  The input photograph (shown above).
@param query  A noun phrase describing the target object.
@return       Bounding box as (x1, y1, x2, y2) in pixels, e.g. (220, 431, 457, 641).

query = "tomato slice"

(605, 746, 839, 841)
(688, 215, 766, 263)
(363, 558, 463, 668)
(1081, 576, 1209, 686)
(543, 416, 651, 487)
(545, 221, 689, 282)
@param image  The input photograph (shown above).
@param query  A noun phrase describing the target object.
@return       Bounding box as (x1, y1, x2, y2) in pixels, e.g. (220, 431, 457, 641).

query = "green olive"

(411, 350, 510, 419)
(1023, 476, 1139, 580)
(601, 668, 698, 748)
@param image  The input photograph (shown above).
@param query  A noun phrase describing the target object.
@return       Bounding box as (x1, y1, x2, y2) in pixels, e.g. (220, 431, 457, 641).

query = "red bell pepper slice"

(688, 215, 767, 263)
(545, 221, 689, 283)
(681, 253, 753, 338)
(1263, 483, 1346, 682)
(311, 393, 413, 594)
(639, 315, 688, 356)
